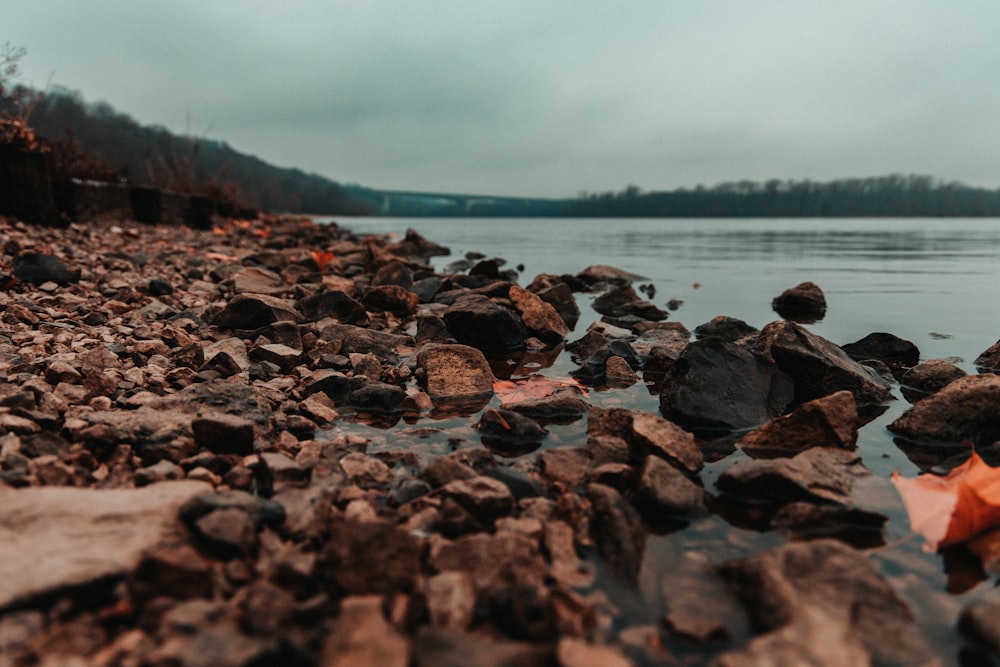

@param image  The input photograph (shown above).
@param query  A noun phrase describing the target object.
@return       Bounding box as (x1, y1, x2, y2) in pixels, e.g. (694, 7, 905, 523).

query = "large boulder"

(659, 337, 795, 433)
(756, 321, 894, 406)
(889, 374, 1000, 447)
(442, 294, 526, 352)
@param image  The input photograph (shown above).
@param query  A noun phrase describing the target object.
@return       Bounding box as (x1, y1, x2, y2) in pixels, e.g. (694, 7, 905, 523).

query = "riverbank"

(1, 213, 999, 665)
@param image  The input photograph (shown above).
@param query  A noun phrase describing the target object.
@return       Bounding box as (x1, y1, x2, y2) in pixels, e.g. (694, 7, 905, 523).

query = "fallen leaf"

(892, 450, 1000, 551)
(492, 374, 588, 404)
(252, 228, 272, 239)
(311, 250, 335, 271)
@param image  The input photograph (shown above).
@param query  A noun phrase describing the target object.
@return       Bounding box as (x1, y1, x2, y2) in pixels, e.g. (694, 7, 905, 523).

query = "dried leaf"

(492, 374, 588, 404)
(311, 250, 335, 271)
(252, 227, 272, 239)
(892, 450, 1000, 551)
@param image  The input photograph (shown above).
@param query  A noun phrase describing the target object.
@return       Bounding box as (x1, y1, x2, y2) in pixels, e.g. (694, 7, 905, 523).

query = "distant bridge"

(370, 189, 565, 216)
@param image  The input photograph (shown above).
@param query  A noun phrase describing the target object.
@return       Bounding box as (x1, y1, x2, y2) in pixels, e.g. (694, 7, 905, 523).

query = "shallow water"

(329, 216, 1000, 661)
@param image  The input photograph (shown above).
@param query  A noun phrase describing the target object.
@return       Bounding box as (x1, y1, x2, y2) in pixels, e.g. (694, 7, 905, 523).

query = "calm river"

(329, 216, 1000, 661)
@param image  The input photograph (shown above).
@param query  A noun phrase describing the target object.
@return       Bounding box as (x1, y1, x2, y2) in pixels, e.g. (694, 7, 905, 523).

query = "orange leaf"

(252, 228, 272, 239)
(492, 374, 588, 404)
(892, 450, 1000, 551)
(311, 250, 335, 271)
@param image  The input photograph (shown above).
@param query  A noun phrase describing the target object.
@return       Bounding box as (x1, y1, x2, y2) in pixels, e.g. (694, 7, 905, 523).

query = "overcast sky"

(7, 1, 1000, 197)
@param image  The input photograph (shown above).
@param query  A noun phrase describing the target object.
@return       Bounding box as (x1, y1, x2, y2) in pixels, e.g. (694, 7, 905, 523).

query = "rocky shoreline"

(1, 214, 1000, 665)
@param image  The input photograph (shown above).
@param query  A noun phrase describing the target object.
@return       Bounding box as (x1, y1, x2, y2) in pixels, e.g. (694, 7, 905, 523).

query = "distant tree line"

(14, 87, 368, 214)
(568, 176, 1000, 217)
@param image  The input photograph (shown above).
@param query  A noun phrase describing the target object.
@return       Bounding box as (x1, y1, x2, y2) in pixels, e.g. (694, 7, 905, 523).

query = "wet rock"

(192, 413, 256, 455)
(959, 598, 1000, 658)
(587, 483, 647, 585)
(889, 374, 1000, 447)
(576, 265, 647, 288)
(320, 323, 414, 360)
(842, 331, 920, 373)
(339, 452, 392, 487)
(509, 285, 569, 342)
(635, 455, 705, 515)
(442, 294, 527, 352)
(502, 387, 591, 420)
(212, 293, 302, 330)
(592, 284, 667, 321)
(571, 339, 642, 385)
(900, 358, 967, 401)
(320, 595, 411, 667)
(771, 281, 826, 322)
(416, 343, 494, 401)
(389, 227, 451, 258)
(715, 539, 930, 666)
(976, 339, 1000, 371)
(534, 282, 580, 330)
(0, 480, 208, 608)
(362, 284, 419, 317)
(440, 475, 516, 523)
(604, 355, 639, 388)
(349, 382, 407, 413)
(588, 407, 702, 473)
(659, 337, 795, 433)
(716, 447, 869, 504)
(297, 289, 367, 324)
(771, 502, 887, 548)
(476, 408, 548, 450)
(738, 390, 859, 456)
(693, 315, 759, 342)
(756, 320, 894, 406)
(13, 252, 80, 286)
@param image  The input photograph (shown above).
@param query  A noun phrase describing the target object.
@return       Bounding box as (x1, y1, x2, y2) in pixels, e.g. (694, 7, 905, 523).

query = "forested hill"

(23, 87, 368, 214)
(568, 177, 1000, 217)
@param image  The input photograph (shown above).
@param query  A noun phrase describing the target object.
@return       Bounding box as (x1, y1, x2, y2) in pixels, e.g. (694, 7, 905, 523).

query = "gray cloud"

(8, 0, 1000, 196)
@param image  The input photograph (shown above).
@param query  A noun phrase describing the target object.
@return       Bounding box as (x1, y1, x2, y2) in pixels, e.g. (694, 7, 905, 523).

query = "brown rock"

(130, 541, 215, 602)
(0, 480, 209, 608)
(212, 293, 302, 330)
(414, 627, 553, 667)
(771, 281, 827, 322)
(416, 343, 494, 401)
(425, 571, 477, 631)
(635, 455, 704, 515)
(320, 595, 411, 667)
(509, 284, 569, 342)
(429, 531, 545, 597)
(231, 266, 286, 295)
(739, 390, 859, 456)
(440, 475, 516, 523)
(192, 413, 256, 455)
(557, 637, 636, 667)
(900, 359, 967, 398)
(716, 447, 869, 504)
(889, 374, 1000, 448)
(588, 407, 702, 473)
(322, 517, 425, 595)
(976, 339, 1000, 370)
(604, 355, 639, 388)
(587, 483, 646, 585)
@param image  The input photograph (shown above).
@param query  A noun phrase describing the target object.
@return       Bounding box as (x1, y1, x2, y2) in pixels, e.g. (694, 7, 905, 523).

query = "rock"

(587, 483, 647, 585)
(425, 571, 477, 631)
(339, 452, 392, 487)
(349, 382, 407, 413)
(901, 359, 967, 395)
(756, 321, 894, 406)
(604, 356, 639, 388)
(13, 252, 79, 286)
(320, 323, 414, 360)
(362, 284, 419, 317)
(576, 265, 647, 288)
(842, 331, 920, 372)
(212, 293, 302, 330)
(320, 595, 411, 667)
(738, 390, 859, 456)
(321, 517, 424, 595)
(715, 539, 930, 666)
(509, 285, 569, 342)
(413, 627, 552, 667)
(771, 281, 826, 322)
(534, 282, 580, 330)
(693, 315, 759, 342)
(440, 475, 516, 523)
(429, 530, 546, 597)
(130, 541, 215, 602)
(592, 284, 667, 321)
(476, 408, 548, 450)
(959, 598, 1000, 657)
(635, 455, 704, 515)
(0, 480, 208, 608)
(194, 507, 258, 557)
(502, 387, 591, 420)
(571, 340, 642, 385)
(976, 339, 1000, 370)
(416, 343, 494, 402)
(716, 447, 869, 504)
(442, 294, 527, 352)
(297, 290, 367, 324)
(192, 413, 256, 455)
(889, 374, 1000, 447)
(556, 637, 636, 667)
(659, 337, 795, 433)
(250, 343, 303, 373)
(231, 266, 286, 295)
(771, 502, 887, 548)
(588, 407, 702, 473)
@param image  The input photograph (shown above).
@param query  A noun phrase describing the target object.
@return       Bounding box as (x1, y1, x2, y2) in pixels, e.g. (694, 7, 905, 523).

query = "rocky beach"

(2, 213, 1000, 666)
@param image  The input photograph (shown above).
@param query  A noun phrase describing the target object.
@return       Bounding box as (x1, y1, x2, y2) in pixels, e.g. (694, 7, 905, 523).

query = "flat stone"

(231, 266, 286, 295)
(416, 343, 494, 401)
(212, 293, 302, 330)
(0, 481, 209, 609)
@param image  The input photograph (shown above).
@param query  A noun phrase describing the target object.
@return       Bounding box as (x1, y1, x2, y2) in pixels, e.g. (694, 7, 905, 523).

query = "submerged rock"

(889, 374, 1000, 447)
